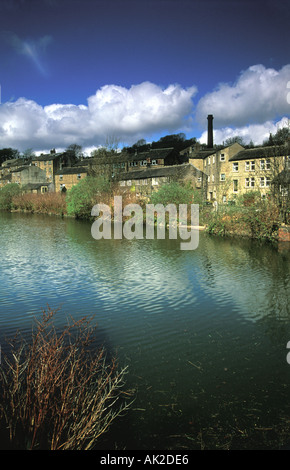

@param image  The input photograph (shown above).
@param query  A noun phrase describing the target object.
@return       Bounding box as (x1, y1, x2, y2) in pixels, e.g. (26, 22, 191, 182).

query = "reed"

(12, 192, 67, 216)
(0, 308, 133, 450)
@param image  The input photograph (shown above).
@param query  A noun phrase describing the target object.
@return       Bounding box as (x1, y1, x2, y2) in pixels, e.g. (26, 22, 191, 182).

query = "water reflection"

(0, 212, 290, 449)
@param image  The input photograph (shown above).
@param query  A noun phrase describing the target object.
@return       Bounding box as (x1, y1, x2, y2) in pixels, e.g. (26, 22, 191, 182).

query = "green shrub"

(66, 176, 111, 219)
(0, 184, 22, 210)
(150, 182, 194, 206)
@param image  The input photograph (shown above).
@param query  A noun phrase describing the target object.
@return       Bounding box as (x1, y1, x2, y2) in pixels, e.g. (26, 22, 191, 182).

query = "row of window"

(207, 155, 290, 168)
(205, 154, 225, 165)
(128, 159, 158, 167)
(232, 160, 271, 172)
(120, 177, 159, 186)
(58, 174, 82, 181)
(209, 174, 271, 187)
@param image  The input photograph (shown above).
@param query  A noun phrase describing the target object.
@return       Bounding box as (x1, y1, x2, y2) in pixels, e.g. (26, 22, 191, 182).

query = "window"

(127, 180, 132, 186)
(245, 177, 255, 187)
(197, 176, 202, 183)
(152, 177, 158, 185)
(260, 159, 271, 170)
(140, 160, 147, 166)
(220, 173, 225, 181)
(220, 153, 225, 162)
(212, 175, 215, 182)
(260, 177, 265, 187)
(232, 162, 239, 172)
(285, 156, 290, 169)
(151, 160, 157, 165)
(212, 156, 215, 164)
(245, 160, 255, 171)
(208, 157, 211, 165)
(120, 181, 126, 186)
(59, 175, 63, 181)
(77, 174, 81, 180)
(265, 176, 270, 187)
(208, 175, 210, 183)
(233, 180, 238, 192)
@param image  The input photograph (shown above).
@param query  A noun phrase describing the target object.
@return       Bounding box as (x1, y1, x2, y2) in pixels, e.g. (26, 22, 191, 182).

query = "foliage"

(66, 175, 111, 219)
(150, 181, 194, 206)
(0, 308, 133, 450)
(236, 191, 263, 207)
(205, 200, 280, 241)
(0, 148, 20, 165)
(0, 184, 22, 210)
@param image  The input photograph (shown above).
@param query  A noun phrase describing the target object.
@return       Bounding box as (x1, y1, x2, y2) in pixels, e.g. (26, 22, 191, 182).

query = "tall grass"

(12, 192, 67, 216)
(0, 308, 133, 450)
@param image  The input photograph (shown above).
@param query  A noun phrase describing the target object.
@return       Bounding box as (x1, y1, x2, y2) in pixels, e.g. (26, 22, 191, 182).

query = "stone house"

(201, 142, 244, 203)
(227, 145, 287, 202)
(31, 149, 77, 187)
(10, 165, 48, 186)
(118, 163, 206, 197)
(89, 147, 181, 179)
(54, 166, 88, 192)
(191, 142, 288, 204)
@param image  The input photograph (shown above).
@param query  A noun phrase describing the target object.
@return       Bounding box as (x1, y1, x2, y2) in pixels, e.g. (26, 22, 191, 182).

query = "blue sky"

(0, 0, 289, 153)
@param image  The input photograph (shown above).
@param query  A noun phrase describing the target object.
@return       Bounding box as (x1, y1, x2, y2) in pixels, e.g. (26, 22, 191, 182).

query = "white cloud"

(199, 117, 290, 146)
(196, 64, 290, 128)
(0, 82, 197, 152)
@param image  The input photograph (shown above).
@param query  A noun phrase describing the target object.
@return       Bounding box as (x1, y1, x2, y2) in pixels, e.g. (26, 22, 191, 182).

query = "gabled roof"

(229, 145, 286, 161)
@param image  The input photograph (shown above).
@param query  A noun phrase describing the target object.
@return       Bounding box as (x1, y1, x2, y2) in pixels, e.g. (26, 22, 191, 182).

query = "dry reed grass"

(12, 192, 67, 216)
(0, 308, 133, 450)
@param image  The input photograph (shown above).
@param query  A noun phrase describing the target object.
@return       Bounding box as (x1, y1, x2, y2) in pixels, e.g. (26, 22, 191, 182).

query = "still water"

(0, 211, 290, 450)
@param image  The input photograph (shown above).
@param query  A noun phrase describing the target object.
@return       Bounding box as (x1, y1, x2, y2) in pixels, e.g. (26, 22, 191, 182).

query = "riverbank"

(1, 181, 289, 243)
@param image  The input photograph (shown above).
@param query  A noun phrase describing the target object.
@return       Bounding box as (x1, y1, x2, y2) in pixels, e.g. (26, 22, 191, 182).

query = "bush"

(150, 182, 194, 206)
(66, 176, 111, 219)
(0, 308, 132, 450)
(0, 184, 22, 210)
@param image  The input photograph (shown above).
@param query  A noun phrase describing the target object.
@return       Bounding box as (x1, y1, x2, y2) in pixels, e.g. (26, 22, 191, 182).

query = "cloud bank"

(0, 64, 289, 152)
(196, 64, 290, 128)
(0, 82, 197, 152)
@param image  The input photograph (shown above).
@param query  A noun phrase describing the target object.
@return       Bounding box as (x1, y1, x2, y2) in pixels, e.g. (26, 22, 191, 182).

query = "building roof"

(91, 147, 176, 165)
(10, 166, 31, 173)
(229, 145, 286, 161)
(118, 163, 202, 180)
(55, 166, 88, 175)
(32, 152, 64, 162)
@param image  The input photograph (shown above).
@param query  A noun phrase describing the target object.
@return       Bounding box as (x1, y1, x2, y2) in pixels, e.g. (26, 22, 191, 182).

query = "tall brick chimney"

(207, 114, 214, 148)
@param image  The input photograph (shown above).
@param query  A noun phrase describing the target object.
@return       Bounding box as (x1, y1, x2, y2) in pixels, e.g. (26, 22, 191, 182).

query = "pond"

(0, 211, 290, 450)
